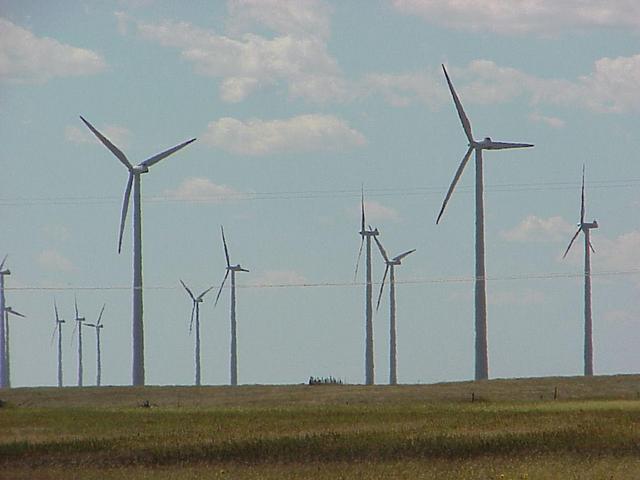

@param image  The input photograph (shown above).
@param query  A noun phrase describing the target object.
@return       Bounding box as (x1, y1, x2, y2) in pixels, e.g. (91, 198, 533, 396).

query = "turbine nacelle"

(0, 269, 10, 275)
(581, 220, 598, 230)
(132, 165, 149, 174)
(228, 264, 249, 273)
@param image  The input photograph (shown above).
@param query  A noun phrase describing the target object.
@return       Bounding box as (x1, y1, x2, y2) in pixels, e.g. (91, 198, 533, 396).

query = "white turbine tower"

(180, 280, 214, 386)
(0, 255, 10, 388)
(214, 226, 249, 386)
(373, 236, 415, 385)
(72, 297, 86, 387)
(354, 189, 379, 385)
(436, 64, 534, 381)
(50, 300, 66, 387)
(80, 116, 196, 386)
(563, 166, 598, 376)
(84, 304, 106, 386)
(3, 306, 25, 388)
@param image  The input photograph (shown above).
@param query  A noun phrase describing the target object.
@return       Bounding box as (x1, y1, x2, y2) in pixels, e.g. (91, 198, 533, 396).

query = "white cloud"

(252, 269, 307, 286)
(529, 112, 565, 129)
(202, 114, 366, 155)
(594, 231, 640, 271)
(362, 71, 446, 108)
(65, 124, 131, 149)
(350, 200, 400, 223)
(136, 14, 345, 103)
(502, 215, 576, 243)
(37, 249, 76, 272)
(0, 18, 106, 83)
(164, 177, 246, 203)
(114, 11, 132, 35)
(227, 0, 332, 40)
(390, 0, 640, 36)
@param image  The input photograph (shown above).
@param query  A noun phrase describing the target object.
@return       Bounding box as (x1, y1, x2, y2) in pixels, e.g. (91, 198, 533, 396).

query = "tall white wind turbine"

(436, 64, 534, 381)
(84, 304, 106, 386)
(562, 166, 598, 376)
(72, 297, 86, 387)
(0, 255, 10, 388)
(214, 226, 249, 386)
(50, 300, 66, 387)
(354, 189, 379, 385)
(373, 236, 415, 385)
(80, 116, 196, 386)
(180, 280, 214, 386)
(3, 306, 25, 388)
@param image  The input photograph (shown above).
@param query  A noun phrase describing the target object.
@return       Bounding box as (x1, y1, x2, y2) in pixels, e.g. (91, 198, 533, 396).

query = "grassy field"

(1, 375, 639, 479)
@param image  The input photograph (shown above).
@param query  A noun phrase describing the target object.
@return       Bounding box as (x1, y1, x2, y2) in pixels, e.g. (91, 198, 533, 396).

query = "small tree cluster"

(308, 376, 343, 385)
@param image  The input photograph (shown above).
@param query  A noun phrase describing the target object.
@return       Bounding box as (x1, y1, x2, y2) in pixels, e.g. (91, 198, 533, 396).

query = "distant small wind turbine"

(84, 304, 106, 386)
(80, 116, 196, 386)
(72, 297, 86, 387)
(0, 255, 11, 388)
(3, 306, 25, 388)
(373, 236, 415, 385)
(214, 226, 249, 386)
(50, 300, 66, 387)
(436, 64, 534, 381)
(563, 165, 598, 376)
(354, 189, 379, 385)
(180, 280, 214, 386)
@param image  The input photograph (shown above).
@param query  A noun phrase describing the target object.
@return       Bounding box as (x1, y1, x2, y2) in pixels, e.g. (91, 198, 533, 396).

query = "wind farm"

(2, 2, 640, 477)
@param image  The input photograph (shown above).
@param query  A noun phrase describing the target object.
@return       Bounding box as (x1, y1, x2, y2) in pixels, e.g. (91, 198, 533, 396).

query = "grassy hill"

(1, 375, 639, 479)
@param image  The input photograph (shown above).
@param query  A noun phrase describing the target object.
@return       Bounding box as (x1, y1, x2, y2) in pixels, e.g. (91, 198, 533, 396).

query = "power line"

(6, 268, 640, 292)
(1, 178, 639, 207)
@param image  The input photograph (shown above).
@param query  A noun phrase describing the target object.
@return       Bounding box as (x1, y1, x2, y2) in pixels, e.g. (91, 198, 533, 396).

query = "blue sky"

(1, 0, 639, 387)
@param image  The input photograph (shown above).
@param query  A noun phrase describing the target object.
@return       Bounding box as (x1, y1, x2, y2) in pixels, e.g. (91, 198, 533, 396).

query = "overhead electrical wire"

(6, 268, 640, 292)
(1, 178, 640, 207)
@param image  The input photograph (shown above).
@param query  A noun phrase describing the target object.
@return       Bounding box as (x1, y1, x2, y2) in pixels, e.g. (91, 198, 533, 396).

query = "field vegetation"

(1, 375, 639, 479)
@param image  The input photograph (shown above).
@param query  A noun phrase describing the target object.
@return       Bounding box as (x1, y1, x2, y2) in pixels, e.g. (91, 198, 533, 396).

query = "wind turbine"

(3, 306, 25, 388)
(180, 280, 214, 386)
(563, 166, 598, 376)
(0, 255, 10, 388)
(80, 116, 196, 386)
(50, 300, 66, 387)
(214, 226, 249, 386)
(354, 189, 379, 385)
(84, 304, 106, 386)
(72, 297, 86, 387)
(436, 64, 534, 381)
(373, 236, 415, 385)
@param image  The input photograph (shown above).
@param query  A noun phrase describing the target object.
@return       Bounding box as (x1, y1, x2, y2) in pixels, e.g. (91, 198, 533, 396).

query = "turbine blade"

(71, 320, 78, 344)
(214, 270, 230, 307)
(96, 304, 105, 326)
(376, 265, 390, 311)
(84, 323, 96, 328)
(54, 299, 60, 323)
(79, 116, 133, 170)
(74, 295, 79, 320)
(360, 185, 366, 233)
(198, 285, 216, 300)
(189, 303, 195, 334)
(118, 173, 134, 254)
(486, 141, 534, 150)
(180, 279, 196, 301)
(436, 146, 473, 224)
(589, 240, 596, 254)
(139, 138, 196, 168)
(0, 254, 7, 270)
(563, 228, 582, 259)
(373, 235, 389, 262)
(8, 309, 25, 318)
(580, 164, 586, 225)
(50, 325, 57, 346)
(353, 237, 364, 281)
(221, 226, 231, 267)
(442, 64, 474, 143)
(393, 249, 416, 263)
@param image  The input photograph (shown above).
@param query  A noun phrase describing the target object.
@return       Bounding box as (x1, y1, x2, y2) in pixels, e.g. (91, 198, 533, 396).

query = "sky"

(1, 0, 639, 387)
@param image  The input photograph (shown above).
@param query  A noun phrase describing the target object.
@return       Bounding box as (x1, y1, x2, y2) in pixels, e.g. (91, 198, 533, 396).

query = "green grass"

(1, 375, 639, 479)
